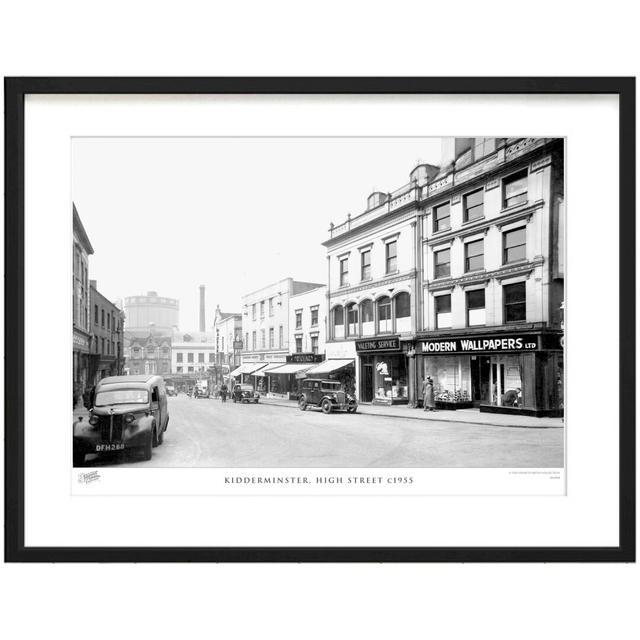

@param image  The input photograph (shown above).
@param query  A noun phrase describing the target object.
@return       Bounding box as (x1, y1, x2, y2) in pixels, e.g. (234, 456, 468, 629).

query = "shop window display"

(374, 356, 407, 403)
(489, 354, 523, 407)
(422, 356, 472, 405)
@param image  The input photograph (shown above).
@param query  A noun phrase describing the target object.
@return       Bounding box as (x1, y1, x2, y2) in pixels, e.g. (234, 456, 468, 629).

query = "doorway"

(470, 355, 491, 406)
(362, 364, 374, 403)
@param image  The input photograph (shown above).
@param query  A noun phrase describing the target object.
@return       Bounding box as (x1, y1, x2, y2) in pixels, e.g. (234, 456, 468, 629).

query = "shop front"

(229, 362, 268, 387)
(73, 329, 91, 408)
(265, 353, 324, 399)
(304, 358, 356, 398)
(355, 336, 410, 405)
(416, 330, 563, 417)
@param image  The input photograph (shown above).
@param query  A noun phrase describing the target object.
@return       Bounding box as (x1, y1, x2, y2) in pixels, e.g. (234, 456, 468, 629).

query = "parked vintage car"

(73, 375, 169, 466)
(232, 384, 260, 404)
(297, 379, 357, 414)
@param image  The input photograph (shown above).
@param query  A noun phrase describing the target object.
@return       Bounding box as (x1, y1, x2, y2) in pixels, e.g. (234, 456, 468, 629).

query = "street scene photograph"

(72, 136, 565, 469)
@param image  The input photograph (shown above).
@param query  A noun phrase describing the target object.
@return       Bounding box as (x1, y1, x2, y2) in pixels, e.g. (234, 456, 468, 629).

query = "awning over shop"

(245, 363, 268, 375)
(229, 362, 267, 377)
(253, 362, 286, 377)
(266, 363, 316, 375)
(304, 359, 355, 376)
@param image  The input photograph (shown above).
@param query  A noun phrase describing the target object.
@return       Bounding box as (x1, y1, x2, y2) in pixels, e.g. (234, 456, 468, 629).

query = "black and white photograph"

(7, 76, 631, 563)
(72, 135, 565, 473)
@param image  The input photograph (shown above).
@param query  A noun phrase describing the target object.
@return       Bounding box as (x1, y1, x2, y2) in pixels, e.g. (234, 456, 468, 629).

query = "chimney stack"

(199, 285, 206, 332)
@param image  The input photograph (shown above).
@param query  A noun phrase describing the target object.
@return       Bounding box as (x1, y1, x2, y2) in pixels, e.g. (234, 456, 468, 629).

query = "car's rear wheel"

(321, 399, 332, 414)
(298, 396, 307, 411)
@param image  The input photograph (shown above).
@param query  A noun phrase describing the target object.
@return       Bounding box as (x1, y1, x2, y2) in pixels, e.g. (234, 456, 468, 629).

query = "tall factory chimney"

(199, 285, 206, 332)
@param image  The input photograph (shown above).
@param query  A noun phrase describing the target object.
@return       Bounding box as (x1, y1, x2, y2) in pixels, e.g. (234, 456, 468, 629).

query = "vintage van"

(73, 375, 169, 466)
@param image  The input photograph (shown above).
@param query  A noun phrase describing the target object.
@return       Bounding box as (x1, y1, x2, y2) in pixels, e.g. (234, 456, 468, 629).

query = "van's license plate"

(96, 443, 125, 452)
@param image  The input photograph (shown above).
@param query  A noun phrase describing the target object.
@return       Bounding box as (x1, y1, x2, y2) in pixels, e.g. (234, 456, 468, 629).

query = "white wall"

(241, 279, 291, 357)
(171, 342, 216, 373)
(327, 215, 416, 291)
(289, 286, 326, 354)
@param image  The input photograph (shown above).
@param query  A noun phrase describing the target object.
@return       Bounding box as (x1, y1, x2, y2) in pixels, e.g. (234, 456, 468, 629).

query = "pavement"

(77, 395, 564, 468)
(257, 396, 563, 429)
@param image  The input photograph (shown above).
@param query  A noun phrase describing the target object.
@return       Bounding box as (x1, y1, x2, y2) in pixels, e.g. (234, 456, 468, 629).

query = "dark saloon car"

(232, 384, 260, 404)
(297, 379, 357, 414)
(73, 375, 169, 466)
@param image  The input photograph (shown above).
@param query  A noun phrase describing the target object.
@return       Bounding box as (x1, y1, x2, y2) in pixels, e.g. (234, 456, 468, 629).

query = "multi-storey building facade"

(322, 167, 437, 405)
(72, 204, 94, 407)
(258, 285, 328, 398)
(213, 306, 242, 367)
(289, 285, 326, 356)
(236, 278, 323, 391)
(126, 331, 172, 376)
(418, 137, 564, 416)
(89, 280, 125, 384)
(171, 330, 217, 375)
(324, 138, 564, 415)
(212, 306, 243, 390)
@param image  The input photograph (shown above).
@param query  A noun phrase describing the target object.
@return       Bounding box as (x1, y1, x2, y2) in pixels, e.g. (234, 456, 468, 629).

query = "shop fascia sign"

(420, 334, 541, 353)
(286, 353, 324, 363)
(73, 331, 89, 350)
(355, 336, 401, 352)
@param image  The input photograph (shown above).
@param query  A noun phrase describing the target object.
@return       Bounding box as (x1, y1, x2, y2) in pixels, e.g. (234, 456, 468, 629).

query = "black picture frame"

(4, 77, 635, 563)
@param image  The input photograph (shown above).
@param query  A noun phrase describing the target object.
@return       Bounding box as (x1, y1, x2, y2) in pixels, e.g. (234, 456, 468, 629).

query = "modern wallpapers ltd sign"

(420, 335, 541, 354)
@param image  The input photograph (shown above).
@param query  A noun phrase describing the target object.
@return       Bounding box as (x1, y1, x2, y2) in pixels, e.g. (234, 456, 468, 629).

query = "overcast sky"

(72, 137, 443, 330)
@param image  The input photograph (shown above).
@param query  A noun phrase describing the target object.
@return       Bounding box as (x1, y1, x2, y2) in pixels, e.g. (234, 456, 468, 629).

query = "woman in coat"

(422, 376, 436, 412)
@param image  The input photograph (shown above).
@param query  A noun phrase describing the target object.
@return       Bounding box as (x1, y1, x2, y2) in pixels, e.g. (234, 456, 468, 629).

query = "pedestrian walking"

(220, 383, 228, 403)
(422, 376, 436, 412)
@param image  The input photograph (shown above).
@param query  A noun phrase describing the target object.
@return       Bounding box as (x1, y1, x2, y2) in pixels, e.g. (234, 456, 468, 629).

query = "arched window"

(333, 305, 344, 339)
(377, 296, 392, 333)
(346, 303, 359, 336)
(360, 299, 374, 336)
(395, 292, 411, 333)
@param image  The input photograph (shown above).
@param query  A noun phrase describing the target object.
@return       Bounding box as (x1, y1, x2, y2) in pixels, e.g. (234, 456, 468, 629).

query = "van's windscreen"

(95, 389, 149, 406)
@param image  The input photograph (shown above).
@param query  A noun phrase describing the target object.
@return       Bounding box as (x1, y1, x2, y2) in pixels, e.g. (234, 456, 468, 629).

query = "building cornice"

(330, 269, 417, 298)
(426, 257, 544, 291)
(324, 138, 562, 246)
(415, 322, 559, 340)
(323, 201, 419, 249)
